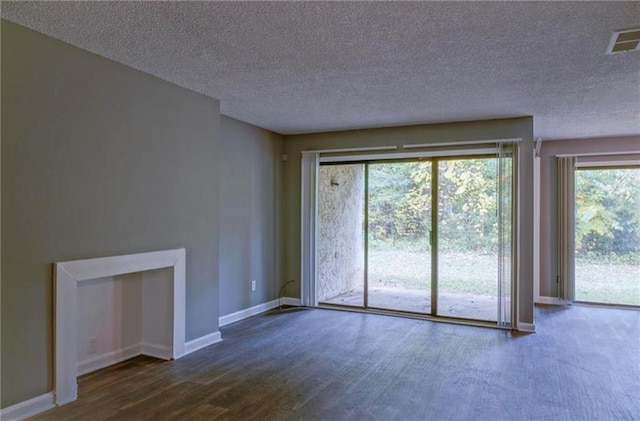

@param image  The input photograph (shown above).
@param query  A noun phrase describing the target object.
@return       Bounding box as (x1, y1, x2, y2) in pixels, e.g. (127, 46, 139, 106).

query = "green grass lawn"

(576, 259, 640, 305)
(368, 248, 640, 305)
(368, 249, 498, 295)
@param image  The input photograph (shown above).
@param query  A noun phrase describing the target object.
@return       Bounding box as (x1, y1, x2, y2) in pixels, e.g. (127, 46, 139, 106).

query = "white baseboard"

(184, 331, 223, 355)
(219, 299, 280, 327)
(77, 342, 173, 376)
(0, 392, 55, 421)
(536, 296, 568, 305)
(141, 343, 172, 360)
(218, 296, 301, 328)
(517, 321, 536, 333)
(280, 296, 301, 307)
(77, 343, 142, 376)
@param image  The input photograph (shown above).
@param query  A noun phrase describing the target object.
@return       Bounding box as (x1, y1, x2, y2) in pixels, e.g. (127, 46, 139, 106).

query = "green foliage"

(367, 158, 499, 254)
(367, 162, 419, 245)
(367, 162, 639, 263)
(575, 168, 640, 263)
(438, 159, 498, 253)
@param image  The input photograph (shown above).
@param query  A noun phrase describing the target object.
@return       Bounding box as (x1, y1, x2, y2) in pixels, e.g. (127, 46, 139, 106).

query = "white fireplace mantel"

(54, 248, 186, 406)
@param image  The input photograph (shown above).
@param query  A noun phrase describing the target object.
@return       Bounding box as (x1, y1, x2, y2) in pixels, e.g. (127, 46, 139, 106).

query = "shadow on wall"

(317, 164, 365, 301)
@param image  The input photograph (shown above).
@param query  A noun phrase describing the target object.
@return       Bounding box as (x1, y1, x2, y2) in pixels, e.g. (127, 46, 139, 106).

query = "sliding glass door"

(437, 157, 499, 321)
(367, 161, 432, 313)
(316, 152, 515, 326)
(574, 167, 640, 306)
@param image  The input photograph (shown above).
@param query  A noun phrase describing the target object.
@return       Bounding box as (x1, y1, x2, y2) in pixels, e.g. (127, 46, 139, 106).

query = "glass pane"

(367, 161, 432, 313)
(437, 158, 498, 321)
(317, 164, 365, 307)
(575, 168, 640, 306)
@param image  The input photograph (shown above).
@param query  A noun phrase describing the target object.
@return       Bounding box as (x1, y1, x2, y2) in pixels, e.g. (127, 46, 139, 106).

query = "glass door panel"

(437, 158, 498, 321)
(367, 161, 432, 313)
(575, 168, 640, 306)
(317, 164, 365, 307)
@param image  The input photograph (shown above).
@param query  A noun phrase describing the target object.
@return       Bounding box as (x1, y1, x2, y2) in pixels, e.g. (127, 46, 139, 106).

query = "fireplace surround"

(54, 248, 186, 406)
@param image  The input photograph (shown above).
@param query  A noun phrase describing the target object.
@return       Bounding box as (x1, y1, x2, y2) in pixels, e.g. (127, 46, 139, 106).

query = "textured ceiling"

(2, 1, 640, 138)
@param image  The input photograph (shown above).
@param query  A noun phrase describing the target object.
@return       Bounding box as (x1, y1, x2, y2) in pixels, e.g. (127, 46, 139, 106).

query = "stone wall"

(317, 164, 365, 301)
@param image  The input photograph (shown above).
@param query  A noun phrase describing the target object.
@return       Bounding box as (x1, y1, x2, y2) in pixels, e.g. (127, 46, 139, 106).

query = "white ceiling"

(2, 1, 640, 138)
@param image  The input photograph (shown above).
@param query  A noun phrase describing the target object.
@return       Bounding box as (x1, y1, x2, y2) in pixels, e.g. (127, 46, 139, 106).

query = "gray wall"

(218, 115, 283, 316)
(538, 136, 640, 298)
(1, 21, 220, 407)
(282, 117, 535, 325)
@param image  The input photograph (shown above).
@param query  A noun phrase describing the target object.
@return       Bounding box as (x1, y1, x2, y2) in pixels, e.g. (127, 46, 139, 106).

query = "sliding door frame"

(304, 143, 520, 329)
(431, 160, 439, 317)
(363, 164, 370, 309)
(572, 162, 640, 308)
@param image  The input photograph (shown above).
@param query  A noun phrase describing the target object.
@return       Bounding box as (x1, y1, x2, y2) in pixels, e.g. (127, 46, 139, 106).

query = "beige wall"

(538, 136, 640, 298)
(218, 115, 283, 316)
(1, 21, 221, 407)
(283, 117, 535, 325)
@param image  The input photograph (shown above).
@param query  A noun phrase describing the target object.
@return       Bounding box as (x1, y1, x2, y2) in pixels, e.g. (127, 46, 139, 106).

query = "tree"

(575, 168, 640, 262)
(367, 158, 500, 254)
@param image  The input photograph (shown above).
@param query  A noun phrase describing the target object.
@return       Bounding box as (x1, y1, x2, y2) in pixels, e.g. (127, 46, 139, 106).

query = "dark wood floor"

(33, 305, 640, 420)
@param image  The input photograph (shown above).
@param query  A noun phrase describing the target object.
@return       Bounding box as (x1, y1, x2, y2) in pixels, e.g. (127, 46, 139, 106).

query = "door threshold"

(317, 303, 509, 331)
(573, 301, 640, 311)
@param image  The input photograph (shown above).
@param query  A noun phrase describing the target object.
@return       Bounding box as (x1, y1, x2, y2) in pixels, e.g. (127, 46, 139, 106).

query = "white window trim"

(575, 159, 640, 168)
(319, 148, 498, 163)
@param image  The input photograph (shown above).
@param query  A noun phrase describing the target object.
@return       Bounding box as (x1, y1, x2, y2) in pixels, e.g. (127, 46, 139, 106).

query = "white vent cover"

(607, 28, 640, 54)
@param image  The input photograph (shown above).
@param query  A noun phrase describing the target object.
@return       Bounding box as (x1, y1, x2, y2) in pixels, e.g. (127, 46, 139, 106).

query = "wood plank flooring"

(32, 305, 640, 420)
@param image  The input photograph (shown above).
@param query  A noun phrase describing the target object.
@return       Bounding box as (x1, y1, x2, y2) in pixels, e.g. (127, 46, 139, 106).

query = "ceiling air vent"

(607, 28, 640, 54)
